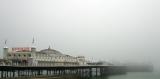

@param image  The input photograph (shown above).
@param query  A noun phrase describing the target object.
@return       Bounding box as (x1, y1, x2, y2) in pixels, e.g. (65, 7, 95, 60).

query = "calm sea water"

(90, 72, 160, 79)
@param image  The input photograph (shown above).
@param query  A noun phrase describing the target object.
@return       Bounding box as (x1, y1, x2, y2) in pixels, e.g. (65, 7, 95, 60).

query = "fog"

(0, 0, 160, 69)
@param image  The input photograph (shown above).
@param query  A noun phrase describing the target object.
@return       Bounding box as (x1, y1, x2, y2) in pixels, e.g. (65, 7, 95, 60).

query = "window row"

(7, 53, 31, 57)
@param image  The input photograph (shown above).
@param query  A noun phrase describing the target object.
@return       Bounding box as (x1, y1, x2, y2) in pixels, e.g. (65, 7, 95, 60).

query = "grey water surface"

(32, 72, 160, 79)
(62, 72, 160, 79)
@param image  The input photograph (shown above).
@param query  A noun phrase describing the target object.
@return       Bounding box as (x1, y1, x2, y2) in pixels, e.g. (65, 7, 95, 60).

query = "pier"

(0, 65, 126, 78)
(0, 44, 126, 78)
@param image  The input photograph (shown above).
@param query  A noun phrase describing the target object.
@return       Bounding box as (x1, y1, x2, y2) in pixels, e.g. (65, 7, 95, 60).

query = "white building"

(3, 46, 87, 66)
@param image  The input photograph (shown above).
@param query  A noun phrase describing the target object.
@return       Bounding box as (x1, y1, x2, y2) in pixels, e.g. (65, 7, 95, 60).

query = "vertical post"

(89, 68, 92, 77)
(6, 70, 8, 78)
(13, 70, 15, 77)
(38, 70, 40, 75)
(100, 67, 102, 76)
(4, 71, 6, 78)
(96, 67, 97, 77)
(17, 70, 20, 77)
(47, 70, 48, 76)
(49, 70, 51, 76)
(1, 70, 3, 78)
(10, 70, 12, 78)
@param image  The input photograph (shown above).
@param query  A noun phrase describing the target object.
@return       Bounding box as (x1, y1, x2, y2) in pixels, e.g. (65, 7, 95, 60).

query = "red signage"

(12, 47, 31, 52)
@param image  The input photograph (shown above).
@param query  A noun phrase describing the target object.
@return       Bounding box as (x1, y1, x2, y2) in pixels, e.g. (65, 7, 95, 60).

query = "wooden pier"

(0, 65, 126, 78)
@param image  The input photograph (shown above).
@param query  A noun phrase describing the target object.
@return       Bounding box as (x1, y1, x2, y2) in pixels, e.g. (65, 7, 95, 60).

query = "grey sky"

(0, 0, 160, 68)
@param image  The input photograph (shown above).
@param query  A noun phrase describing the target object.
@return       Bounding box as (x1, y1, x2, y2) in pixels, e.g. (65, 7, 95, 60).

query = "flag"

(32, 37, 35, 44)
(5, 40, 7, 45)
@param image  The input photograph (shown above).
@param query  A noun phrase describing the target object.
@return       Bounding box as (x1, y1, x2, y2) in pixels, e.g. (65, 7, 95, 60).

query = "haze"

(0, 0, 160, 69)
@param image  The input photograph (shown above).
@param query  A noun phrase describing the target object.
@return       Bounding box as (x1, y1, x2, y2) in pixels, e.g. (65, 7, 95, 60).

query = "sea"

(59, 72, 160, 79)
(31, 71, 160, 79)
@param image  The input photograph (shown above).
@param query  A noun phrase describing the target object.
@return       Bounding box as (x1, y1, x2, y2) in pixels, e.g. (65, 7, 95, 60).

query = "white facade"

(4, 47, 87, 66)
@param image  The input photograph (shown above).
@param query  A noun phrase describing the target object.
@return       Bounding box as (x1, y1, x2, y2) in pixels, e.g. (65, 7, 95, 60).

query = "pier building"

(3, 46, 87, 66)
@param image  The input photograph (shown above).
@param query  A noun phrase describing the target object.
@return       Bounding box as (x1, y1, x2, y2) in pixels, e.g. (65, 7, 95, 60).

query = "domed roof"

(39, 46, 63, 55)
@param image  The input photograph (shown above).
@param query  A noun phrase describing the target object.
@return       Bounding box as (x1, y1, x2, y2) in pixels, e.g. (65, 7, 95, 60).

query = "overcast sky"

(0, 0, 160, 68)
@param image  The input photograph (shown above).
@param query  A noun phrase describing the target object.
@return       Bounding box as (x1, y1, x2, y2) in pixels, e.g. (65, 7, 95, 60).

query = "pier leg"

(13, 70, 15, 78)
(89, 68, 92, 77)
(96, 68, 97, 77)
(1, 71, 3, 78)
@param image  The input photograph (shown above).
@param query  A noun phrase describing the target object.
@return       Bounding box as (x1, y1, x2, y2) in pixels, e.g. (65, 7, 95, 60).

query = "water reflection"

(3, 76, 109, 79)
(82, 76, 108, 79)
(46, 76, 108, 79)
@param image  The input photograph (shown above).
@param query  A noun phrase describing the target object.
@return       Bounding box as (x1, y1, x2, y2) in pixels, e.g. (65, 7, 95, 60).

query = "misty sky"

(0, 0, 160, 67)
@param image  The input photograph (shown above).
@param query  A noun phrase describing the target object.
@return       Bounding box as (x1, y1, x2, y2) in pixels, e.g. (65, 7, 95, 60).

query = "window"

(28, 54, 31, 57)
(8, 54, 11, 57)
